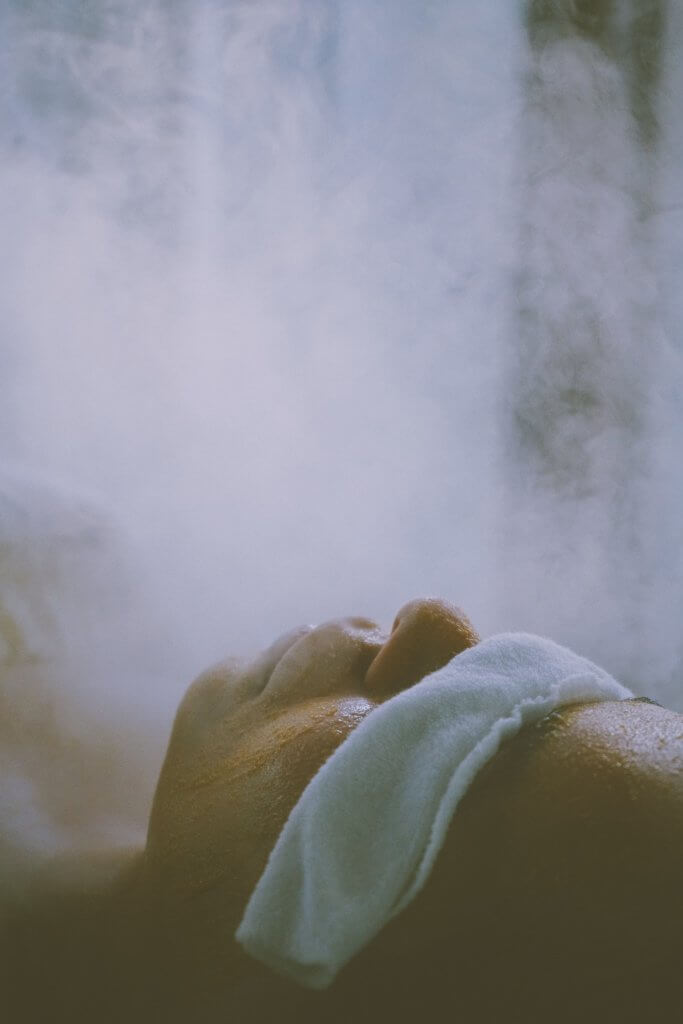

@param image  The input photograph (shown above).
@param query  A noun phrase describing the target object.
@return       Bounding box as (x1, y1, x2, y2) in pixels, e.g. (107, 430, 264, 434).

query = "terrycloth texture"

(236, 633, 632, 989)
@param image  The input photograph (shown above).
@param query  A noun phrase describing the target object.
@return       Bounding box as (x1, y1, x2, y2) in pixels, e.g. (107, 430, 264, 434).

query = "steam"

(501, 0, 683, 701)
(1, 0, 682, 871)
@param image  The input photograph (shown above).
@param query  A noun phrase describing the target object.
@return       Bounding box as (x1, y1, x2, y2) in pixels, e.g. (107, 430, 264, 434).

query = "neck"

(2, 845, 149, 1021)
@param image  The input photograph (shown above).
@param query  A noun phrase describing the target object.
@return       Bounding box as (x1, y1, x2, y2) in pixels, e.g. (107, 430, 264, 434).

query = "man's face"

(145, 600, 478, 932)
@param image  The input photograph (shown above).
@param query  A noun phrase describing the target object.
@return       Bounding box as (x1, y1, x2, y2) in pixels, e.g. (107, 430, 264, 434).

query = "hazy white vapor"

(1, 0, 682, 870)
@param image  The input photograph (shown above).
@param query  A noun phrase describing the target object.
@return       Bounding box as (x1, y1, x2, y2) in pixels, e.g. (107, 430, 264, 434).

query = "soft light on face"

(144, 600, 478, 928)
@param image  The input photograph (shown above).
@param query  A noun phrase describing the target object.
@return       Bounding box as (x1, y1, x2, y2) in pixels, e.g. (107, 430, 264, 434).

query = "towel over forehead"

(236, 633, 631, 988)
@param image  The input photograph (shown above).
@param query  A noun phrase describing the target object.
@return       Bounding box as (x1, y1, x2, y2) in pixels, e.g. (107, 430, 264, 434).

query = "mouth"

(260, 618, 387, 702)
(254, 625, 317, 693)
(253, 603, 479, 704)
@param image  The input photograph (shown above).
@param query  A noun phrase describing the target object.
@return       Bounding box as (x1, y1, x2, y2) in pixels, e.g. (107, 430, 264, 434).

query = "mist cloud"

(1, 0, 682, 869)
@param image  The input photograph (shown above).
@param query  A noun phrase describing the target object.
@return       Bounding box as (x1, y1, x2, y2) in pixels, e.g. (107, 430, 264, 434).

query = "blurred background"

(1, 1, 682, 862)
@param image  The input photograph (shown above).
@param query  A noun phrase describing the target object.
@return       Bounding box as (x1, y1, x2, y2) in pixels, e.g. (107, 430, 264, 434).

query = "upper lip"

(260, 619, 386, 698)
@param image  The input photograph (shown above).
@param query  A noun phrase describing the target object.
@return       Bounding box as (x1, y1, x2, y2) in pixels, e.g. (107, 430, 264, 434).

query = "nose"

(365, 598, 479, 699)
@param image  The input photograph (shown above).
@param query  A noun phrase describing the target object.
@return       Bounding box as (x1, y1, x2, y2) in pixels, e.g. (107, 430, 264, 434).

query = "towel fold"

(236, 633, 631, 989)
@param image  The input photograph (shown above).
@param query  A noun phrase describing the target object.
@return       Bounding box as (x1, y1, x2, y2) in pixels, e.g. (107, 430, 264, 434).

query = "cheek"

(232, 705, 370, 876)
(147, 699, 376, 916)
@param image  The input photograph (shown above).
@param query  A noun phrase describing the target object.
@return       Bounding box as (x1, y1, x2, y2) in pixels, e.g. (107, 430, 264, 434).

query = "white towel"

(236, 633, 632, 989)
